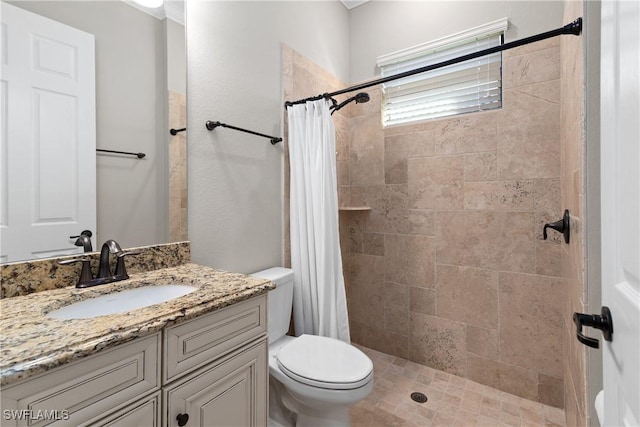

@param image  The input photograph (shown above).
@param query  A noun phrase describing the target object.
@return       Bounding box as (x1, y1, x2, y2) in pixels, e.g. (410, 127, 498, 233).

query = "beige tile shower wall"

(560, 1, 588, 426)
(169, 90, 187, 242)
(343, 38, 565, 408)
(281, 41, 567, 409)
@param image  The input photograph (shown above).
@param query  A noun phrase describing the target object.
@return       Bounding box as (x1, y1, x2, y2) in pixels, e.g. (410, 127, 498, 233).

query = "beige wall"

(348, 0, 565, 82)
(166, 19, 186, 94)
(584, 2, 603, 425)
(186, 1, 349, 273)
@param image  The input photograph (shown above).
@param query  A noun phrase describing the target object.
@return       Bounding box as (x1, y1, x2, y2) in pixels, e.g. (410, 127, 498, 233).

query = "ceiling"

(339, 0, 370, 10)
(125, 0, 369, 25)
(122, 0, 185, 25)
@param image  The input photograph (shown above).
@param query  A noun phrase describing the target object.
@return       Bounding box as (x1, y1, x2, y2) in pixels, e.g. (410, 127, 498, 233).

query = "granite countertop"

(0, 263, 275, 387)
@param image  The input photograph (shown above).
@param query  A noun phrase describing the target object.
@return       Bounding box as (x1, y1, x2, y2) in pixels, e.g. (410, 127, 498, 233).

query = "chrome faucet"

(59, 239, 139, 288)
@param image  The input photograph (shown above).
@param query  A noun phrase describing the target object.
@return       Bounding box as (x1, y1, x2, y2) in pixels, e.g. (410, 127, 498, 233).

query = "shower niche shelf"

(338, 206, 371, 211)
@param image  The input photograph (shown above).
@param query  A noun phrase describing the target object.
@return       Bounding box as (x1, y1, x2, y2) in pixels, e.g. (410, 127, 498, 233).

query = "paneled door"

(0, 3, 96, 263)
(600, 0, 640, 425)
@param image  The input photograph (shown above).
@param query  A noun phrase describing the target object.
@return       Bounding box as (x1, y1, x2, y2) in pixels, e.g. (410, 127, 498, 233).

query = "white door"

(0, 3, 96, 263)
(601, 0, 640, 425)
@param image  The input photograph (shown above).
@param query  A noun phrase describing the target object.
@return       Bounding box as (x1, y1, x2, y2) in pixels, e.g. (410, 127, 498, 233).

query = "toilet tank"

(251, 267, 294, 344)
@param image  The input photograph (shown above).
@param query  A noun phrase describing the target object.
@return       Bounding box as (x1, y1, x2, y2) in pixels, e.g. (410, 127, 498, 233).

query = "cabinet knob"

(176, 413, 189, 426)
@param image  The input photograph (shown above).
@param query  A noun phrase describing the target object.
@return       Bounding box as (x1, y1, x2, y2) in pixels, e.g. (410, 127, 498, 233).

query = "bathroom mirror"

(1, 0, 186, 263)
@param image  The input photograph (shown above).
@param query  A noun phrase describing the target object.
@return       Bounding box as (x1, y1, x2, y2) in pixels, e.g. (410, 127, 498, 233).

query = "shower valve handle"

(543, 210, 570, 244)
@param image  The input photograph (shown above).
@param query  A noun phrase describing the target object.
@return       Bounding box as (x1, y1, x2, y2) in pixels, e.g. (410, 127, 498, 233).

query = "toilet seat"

(276, 334, 373, 390)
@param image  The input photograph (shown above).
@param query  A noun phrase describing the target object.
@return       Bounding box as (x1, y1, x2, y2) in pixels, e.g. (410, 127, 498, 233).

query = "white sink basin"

(47, 284, 197, 319)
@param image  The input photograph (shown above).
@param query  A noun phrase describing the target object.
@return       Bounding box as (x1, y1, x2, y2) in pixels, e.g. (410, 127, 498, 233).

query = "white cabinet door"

(164, 340, 268, 427)
(0, 2, 96, 263)
(600, 0, 640, 425)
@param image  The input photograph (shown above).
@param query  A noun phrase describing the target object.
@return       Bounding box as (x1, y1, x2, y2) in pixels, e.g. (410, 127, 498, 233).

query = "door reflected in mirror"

(0, 0, 186, 263)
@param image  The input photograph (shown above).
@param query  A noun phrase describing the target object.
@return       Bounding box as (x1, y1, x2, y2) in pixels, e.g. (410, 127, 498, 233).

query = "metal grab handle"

(573, 306, 614, 349)
(96, 148, 146, 159)
(205, 120, 282, 145)
(543, 209, 571, 243)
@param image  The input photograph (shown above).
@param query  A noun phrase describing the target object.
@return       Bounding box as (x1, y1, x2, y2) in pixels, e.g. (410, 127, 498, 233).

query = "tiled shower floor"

(350, 345, 566, 427)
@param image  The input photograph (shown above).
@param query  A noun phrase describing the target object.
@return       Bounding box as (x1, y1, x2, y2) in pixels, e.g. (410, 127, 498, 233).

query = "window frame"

(377, 18, 509, 127)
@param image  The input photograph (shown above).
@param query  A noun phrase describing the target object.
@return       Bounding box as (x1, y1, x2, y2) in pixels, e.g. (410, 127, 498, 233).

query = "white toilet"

(251, 267, 374, 427)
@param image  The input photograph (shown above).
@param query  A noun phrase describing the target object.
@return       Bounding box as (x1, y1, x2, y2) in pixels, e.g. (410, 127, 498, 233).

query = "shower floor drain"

(410, 392, 428, 403)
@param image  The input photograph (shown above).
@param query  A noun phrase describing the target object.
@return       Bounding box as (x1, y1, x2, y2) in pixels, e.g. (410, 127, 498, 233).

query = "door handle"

(573, 306, 613, 348)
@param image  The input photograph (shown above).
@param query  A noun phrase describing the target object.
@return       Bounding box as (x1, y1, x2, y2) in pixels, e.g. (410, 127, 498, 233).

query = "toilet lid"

(276, 334, 374, 390)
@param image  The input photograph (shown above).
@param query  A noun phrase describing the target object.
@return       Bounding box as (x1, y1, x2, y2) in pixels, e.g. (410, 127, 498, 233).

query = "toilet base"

(269, 380, 296, 427)
(267, 417, 288, 427)
(294, 409, 350, 427)
(269, 376, 357, 427)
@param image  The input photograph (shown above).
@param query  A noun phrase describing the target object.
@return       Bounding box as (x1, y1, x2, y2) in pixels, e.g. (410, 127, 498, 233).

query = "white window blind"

(377, 18, 508, 127)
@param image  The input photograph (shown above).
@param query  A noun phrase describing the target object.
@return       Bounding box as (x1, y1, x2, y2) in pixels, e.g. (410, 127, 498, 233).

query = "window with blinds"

(377, 18, 508, 127)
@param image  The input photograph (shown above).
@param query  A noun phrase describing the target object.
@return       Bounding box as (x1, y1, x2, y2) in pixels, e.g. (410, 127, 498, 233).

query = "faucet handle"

(70, 230, 92, 239)
(117, 249, 141, 258)
(114, 250, 141, 277)
(58, 257, 93, 287)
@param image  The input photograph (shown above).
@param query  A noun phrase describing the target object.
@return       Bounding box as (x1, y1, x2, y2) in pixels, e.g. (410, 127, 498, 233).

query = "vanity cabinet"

(162, 296, 268, 427)
(1, 295, 268, 427)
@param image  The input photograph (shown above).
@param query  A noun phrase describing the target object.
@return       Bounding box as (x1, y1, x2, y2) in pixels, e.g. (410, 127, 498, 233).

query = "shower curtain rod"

(284, 18, 582, 107)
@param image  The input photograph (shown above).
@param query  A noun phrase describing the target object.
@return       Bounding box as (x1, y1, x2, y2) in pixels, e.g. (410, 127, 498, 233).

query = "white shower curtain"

(287, 99, 350, 343)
